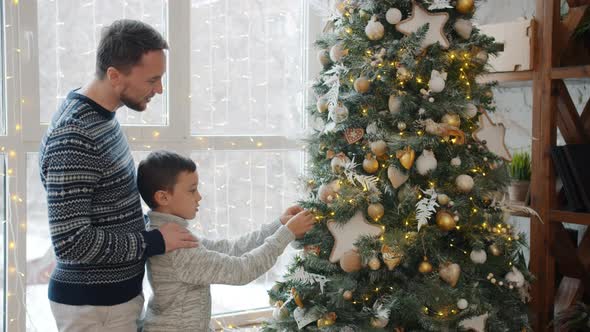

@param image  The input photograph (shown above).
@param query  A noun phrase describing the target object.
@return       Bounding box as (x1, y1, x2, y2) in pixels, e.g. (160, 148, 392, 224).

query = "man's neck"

(78, 79, 121, 112)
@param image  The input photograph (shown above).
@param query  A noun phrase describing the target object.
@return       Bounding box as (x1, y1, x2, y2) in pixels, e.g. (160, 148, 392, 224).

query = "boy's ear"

(154, 190, 170, 207)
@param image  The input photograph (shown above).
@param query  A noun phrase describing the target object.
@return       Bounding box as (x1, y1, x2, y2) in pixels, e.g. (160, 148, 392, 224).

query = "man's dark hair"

(137, 150, 197, 209)
(96, 19, 168, 79)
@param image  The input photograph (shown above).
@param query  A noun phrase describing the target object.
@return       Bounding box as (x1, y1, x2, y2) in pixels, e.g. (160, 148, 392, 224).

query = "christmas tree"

(264, 0, 532, 331)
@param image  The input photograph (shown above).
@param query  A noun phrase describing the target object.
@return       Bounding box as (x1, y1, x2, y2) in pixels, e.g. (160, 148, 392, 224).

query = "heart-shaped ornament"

(387, 166, 409, 189)
(396, 146, 416, 170)
(439, 262, 461, 287)
(344, 128, 365, 144)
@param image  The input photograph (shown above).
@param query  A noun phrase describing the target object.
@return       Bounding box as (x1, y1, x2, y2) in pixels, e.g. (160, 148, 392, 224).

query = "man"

(39, 19, 198, 331)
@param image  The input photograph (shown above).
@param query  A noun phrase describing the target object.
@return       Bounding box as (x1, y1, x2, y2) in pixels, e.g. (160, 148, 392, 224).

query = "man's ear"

(106, 67, 121, 85)
(154, 190, 170, 207)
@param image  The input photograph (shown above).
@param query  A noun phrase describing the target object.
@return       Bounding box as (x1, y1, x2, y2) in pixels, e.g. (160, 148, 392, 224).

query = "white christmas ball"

(505, 267, 525, 288)
(331, 154, 350, 173)
(451, 157, 462, 167)
(311, 116, 326, 132)
(386, 8, 402, 24)
(330, 42, 348, 62)
(370, 140, 388, 157)
(470, 249, 487, 264)
(416, 150, 438, 175)
(428, 70, 447, 93)
(388, 95, 401, 113)
(331, 104, 349, 123)
(456, 174, 474, 192)
(272, 305, 288, 320)
(317, 50, 331, 67)
(464, 103, 478, 119)
(366, 122, 378, 135)
(457, 299, 469, 310)
(429, 76, 445, 93)
(454, 19, 473, 40)
(365, 16, 385, 41)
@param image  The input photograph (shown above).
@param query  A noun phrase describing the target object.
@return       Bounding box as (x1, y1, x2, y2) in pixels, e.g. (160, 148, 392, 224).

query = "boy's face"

(162, 170, 202, 220)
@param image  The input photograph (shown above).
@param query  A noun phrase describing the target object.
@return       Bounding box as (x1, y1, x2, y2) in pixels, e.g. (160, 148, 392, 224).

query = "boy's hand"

(159, 223, 199, 253)
(285, 210, 315, 239)
(280, 205, 304, 225)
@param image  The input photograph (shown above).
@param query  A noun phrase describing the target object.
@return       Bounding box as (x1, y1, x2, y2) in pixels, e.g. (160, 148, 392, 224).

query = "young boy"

(137, 150, 315, 331)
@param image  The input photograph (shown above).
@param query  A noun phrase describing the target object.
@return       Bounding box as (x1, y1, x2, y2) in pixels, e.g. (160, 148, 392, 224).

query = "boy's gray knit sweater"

(144, 211, 295, 332)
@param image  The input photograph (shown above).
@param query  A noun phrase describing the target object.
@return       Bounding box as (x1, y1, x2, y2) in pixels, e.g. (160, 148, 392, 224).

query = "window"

(37, 0, 168, 126)
(190, 0, 304, 136)
(10, 1, 316, 331)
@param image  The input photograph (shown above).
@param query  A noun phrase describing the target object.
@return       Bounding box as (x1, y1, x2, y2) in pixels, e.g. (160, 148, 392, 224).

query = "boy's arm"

(172, 226, 295, 285)
(41, 125, 165, 264)
(199, 219, 282, 256)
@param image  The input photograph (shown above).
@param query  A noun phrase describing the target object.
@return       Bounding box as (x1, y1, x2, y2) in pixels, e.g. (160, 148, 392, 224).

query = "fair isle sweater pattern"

(39, 90, 164, 305)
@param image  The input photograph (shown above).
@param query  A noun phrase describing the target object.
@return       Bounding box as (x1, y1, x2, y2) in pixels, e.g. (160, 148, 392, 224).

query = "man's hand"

(159, 223, 199, 253)
(280, 205, 304, 225)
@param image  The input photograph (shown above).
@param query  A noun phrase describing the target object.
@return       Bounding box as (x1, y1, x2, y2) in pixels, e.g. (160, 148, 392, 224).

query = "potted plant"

(508, 151, 531, 202)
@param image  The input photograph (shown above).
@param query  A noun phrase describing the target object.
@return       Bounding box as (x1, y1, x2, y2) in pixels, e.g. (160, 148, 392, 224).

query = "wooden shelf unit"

(529, 0, 590, 331)
(551, 65, 590, 79)
(549, 210, 590, 226)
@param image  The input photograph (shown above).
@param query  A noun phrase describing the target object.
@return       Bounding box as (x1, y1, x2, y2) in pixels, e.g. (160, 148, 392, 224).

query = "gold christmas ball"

(359, 9, 370, 20)
(436, 210, 457, 231)
(363, 154, 379, 174)
(354, 77, 371, 93)
(368, 203, 385, 221)
(340, 249, 362, 272)
(455, 0, 475, 14)
(368, 256, 381, 270)
(370, 317, 389, 328)
(291, 288, 304, 308)
(489, 243, 503, 256)
(441, 113, 461, 128)
(317, 50, 331, 67)
(437, 194, 450, 206)
(317, 317, 335, 328)
(316, 97, 329, 113)
(343, 290, 353, 300)
(419, 259, 433, 274)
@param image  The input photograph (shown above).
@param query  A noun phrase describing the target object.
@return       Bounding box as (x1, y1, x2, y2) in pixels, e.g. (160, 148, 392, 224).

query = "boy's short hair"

(96, 19, 169, 79)
(137, 150, 197, 209)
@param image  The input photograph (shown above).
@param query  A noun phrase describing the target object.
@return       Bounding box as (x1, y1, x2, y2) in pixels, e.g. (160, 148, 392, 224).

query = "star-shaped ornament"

(327, 211, 384, 263)
(472, 110, 512, 161)
(396, 1, 450, 50)
(459, 313, 489, 332)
